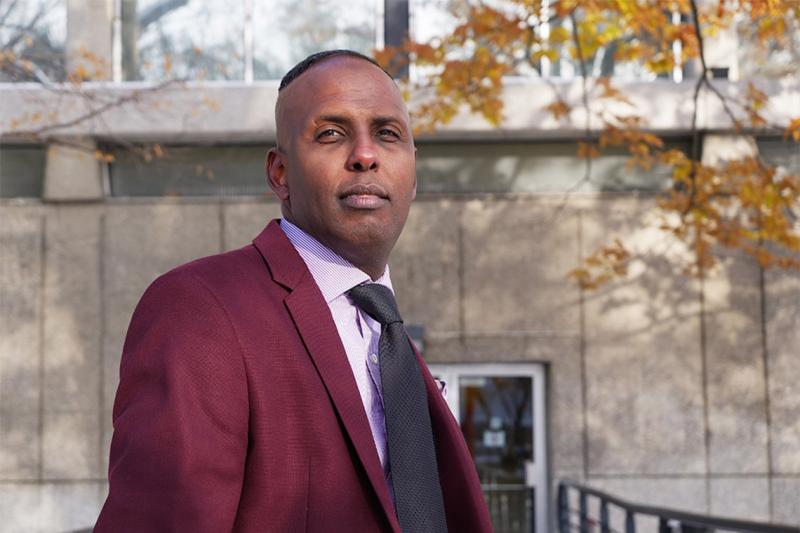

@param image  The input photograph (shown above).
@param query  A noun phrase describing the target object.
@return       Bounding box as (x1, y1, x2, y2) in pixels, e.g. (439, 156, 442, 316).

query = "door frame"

(428, 362, 548, 533)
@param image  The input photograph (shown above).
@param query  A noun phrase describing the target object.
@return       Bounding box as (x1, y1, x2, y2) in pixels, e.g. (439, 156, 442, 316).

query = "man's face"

(267, 57, 416, 275)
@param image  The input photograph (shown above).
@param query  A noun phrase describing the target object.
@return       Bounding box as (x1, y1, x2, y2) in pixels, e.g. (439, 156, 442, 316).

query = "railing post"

(579, 491, 589, 533)
(557, 483, 569, 533)
(600, 499, 610, 533)
(625, 510, 636, 533)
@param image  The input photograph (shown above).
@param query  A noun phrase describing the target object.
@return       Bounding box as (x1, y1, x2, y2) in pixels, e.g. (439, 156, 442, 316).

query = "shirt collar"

(280, 219, 393, 304)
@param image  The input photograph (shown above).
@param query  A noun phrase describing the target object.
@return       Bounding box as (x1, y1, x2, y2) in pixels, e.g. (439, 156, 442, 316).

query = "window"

(108, 145, 267, 197)
(107, 141, 686, 197)
(252, 0, 381, 80)
(758, 137, 800, 174)
(0, 0, 67, 82)
(415, 141, 686, 193)
(408, 0, 668, 81)
(123, 0, 246, 81)
(736, 12, 799, 81)
(0, 145, 46, 198)
(121, 0, 382, 82)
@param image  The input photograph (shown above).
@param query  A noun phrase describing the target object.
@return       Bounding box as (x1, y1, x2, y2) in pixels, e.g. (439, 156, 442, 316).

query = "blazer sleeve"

(95, 268, 249, 532)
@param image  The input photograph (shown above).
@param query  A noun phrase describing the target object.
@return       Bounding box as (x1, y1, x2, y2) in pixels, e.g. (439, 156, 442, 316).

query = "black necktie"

(347, 283, 448, 533)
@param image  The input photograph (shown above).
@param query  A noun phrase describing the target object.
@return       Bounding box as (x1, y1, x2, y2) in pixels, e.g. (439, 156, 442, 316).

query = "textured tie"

(347, 283, 448, 533)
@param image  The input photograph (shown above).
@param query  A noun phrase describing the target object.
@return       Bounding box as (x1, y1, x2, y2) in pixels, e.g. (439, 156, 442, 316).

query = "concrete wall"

(1, 192, 798, 532)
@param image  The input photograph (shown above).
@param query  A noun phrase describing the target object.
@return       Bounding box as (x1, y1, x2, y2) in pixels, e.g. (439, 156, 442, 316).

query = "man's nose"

(345, 135, 379, 172)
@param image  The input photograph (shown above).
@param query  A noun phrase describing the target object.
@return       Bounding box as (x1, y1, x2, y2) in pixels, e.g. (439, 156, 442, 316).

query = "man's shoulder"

(147, 243, 273, 302)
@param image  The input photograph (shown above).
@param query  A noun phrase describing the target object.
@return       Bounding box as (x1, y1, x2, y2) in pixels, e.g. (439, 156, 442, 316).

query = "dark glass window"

(109, 144, 267, 196)
(758, 137, 800, 173)
(108, 141, 689, 197)
(0, 145, 46, 198)
(415, 141, 689, 193)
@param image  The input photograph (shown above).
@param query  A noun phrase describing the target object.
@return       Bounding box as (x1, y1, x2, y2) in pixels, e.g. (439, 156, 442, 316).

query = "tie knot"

(347, 283, 403, 326)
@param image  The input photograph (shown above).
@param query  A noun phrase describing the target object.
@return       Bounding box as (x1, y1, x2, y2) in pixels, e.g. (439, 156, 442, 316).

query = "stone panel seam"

(457, 203, 465, 348)
(758, 263, 775, 519)
(698, 272, 711, 512)
(218, 201, 226, 252)
(578, 209, 589, 481)
(97, 210, 107, 480)
(37, 213, 46, 481)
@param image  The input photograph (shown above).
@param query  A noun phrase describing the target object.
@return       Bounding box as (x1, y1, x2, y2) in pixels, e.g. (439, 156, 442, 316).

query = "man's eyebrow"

(372, 116, 405, 128)
(313, 114, 406, 128)
(315, 114, 352, 126)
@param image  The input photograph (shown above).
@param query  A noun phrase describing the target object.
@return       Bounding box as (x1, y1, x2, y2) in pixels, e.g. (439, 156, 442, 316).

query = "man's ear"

(266, 147, 290, 202)
(411, 146, 417, 200)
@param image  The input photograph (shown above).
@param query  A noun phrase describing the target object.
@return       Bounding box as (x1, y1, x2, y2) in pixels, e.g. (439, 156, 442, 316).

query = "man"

(95, 50, 492, 532)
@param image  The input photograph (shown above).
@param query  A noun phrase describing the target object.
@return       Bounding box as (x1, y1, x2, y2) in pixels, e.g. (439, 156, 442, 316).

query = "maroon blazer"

(95, 220, 492, 532)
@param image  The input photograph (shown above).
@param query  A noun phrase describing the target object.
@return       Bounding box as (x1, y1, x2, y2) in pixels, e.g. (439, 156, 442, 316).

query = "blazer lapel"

(253, 220, 400, 532)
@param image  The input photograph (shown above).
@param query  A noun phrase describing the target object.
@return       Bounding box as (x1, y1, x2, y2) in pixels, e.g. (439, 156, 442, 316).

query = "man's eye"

(318, 129, 343, 139)
(378, 129, 400, 140)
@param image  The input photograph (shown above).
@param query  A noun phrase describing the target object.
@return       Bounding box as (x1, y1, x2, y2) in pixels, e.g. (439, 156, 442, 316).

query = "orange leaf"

(785, 118, 800, 142)
(544, 100, 571, 121)
(577, 141, 601, 158)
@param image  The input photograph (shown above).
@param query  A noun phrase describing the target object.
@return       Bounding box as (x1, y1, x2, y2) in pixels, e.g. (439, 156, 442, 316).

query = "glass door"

(429, 363, 547, 533)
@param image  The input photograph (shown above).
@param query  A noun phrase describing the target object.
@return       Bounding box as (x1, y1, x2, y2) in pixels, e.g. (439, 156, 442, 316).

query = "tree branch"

(6, 79, 182, 138)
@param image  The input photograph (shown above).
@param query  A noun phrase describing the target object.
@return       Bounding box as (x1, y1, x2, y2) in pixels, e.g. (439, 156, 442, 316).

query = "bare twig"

(7, 79, 182, 138)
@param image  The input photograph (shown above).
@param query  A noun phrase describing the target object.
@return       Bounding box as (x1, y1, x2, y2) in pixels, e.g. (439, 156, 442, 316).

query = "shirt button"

(370, 353, 379, 364)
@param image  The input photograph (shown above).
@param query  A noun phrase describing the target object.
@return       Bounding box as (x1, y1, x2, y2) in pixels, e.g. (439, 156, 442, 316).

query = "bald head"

(275, 51, 406, 151)
(278, 50, 392, 92)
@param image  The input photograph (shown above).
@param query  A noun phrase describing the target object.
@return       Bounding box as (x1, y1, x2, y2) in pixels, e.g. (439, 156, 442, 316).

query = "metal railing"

(558, 481, 800, 533)
(482, 485, 535, 533)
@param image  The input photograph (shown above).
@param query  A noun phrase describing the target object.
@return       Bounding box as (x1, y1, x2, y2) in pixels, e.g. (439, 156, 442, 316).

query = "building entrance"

(428, 363, 548, 533)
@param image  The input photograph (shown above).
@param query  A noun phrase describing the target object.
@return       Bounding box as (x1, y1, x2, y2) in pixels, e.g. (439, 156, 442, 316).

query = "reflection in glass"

(123, 0, 245, 81)
(460, 376, 533, 484)
(252, 0, 379, 80)
(121, 0, 379, 81)
(0, 0, 66, 82)
(459, 375, 535, 532)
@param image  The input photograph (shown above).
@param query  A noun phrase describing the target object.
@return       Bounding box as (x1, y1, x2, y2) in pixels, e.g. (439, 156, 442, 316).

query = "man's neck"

(280, 219, 389, 281)
(279, 218, 390, 284)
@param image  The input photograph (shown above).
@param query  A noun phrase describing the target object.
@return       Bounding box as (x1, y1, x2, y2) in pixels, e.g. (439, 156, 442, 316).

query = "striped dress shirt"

(280, 219, 393, 494)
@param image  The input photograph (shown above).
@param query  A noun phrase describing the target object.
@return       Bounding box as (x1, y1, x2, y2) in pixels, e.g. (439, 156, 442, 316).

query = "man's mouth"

(339, 183, 389, 210)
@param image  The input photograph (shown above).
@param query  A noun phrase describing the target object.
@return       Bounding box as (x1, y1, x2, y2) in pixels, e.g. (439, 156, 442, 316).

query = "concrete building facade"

(1, 1, 799, 531)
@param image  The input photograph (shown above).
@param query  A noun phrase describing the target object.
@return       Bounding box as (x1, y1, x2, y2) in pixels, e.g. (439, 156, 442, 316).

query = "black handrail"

(558, 481, 800, 533)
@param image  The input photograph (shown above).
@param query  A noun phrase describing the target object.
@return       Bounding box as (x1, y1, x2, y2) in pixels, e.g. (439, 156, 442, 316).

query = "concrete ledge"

(1, 77, 797, 142)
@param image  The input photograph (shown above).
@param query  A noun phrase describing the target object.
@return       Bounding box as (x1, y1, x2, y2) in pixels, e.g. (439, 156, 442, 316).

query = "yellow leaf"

(549, 26, 571, 44)
(531, 49, 559, 62)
